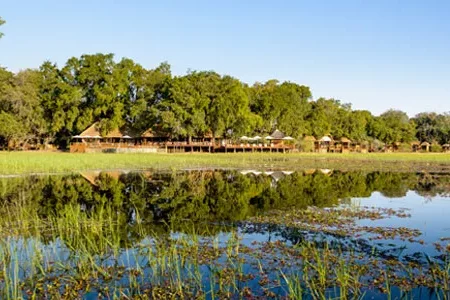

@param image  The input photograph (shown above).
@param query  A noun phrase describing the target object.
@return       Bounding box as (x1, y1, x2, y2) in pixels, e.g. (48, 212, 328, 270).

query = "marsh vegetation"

(1, 152, 450, 176)
(0, 169, 450, 298)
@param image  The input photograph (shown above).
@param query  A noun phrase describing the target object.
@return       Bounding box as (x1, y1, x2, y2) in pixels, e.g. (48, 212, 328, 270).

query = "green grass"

(0, 151, 449, 175)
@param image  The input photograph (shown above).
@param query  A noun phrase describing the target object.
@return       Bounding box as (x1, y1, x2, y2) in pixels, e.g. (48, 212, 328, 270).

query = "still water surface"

(0, 169, 449, 298)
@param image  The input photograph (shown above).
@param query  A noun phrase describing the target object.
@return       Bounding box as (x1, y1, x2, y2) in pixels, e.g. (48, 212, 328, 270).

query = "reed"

(1, 198, 450, 298)
(1, 151, 450, 176)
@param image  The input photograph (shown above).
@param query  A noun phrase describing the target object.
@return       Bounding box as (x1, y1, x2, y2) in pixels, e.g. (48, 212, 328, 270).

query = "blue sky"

(1, 0, 449, 116)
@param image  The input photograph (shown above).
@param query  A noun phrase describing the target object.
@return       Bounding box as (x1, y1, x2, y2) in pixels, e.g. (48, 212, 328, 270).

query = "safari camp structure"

(70, 123, 450, 154)
(70, 124, 295, 153)
(313, 136, 368, 153)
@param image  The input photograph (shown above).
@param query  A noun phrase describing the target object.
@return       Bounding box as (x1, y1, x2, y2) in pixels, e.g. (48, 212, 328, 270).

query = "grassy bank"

(0, 151, 449, 175)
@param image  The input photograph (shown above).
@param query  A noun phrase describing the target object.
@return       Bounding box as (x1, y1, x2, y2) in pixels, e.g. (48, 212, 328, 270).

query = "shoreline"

(1, 152, 450, 176)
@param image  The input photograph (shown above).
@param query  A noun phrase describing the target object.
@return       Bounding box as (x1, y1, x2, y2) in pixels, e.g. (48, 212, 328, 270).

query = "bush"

(299, 140, 314, 152)
(398, 143, 413, 152)
(430, 144, 442, 153)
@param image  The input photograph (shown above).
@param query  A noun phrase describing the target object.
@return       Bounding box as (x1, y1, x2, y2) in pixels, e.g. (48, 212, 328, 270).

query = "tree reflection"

(0, 170, 449, 242)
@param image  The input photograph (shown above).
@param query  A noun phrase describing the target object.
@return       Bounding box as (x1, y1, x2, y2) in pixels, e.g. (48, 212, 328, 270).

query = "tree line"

(0, 53, 449, 149)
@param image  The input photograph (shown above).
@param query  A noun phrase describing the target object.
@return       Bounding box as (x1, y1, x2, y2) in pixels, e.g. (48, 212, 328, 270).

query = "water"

(0, 169, 449, 298)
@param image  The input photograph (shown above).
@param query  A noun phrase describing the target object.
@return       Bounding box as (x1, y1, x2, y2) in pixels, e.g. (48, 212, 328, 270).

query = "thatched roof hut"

(269, 129, 285, 140)
(75, 122, 136, 139)
(74, 122, 170, 140)
(76, 123, 102, 138)
(140, 127, 169, 138)
(340, 137, 351, 143)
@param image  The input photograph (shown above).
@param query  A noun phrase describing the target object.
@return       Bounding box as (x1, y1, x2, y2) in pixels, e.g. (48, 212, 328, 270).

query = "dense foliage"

(0, 53, 449, 148)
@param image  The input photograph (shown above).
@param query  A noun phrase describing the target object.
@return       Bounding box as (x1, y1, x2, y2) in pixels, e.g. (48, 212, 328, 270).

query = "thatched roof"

(76, 122, 171, 139)
(140, 127, 169, 138)
(77, 123, 102, 138)
(270, 129, 285, 140)
(103, 127, 129, 138)
(411, 141, 420, 145)
(77, 122, 135, 139)
(421, 141, 430, 146)
(443, 144, 450, 147)
(340, 137, 351, 143)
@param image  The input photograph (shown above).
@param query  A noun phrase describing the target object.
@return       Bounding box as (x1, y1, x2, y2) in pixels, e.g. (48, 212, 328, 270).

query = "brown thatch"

(411, 141, 420, 146)
(140, 127, 168, 138)
(77, 122, 136, 138)
(340, 137, 351, 143)
(443, 144, 450, 147)
(78, 123, 101, 138)
(103, 128, 127, 138)
(270, 129, 285, 140)
(421, 141, 430, 146)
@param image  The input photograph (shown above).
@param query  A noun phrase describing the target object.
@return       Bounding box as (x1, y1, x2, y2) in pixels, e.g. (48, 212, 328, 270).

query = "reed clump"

(0, 200, 449, 298)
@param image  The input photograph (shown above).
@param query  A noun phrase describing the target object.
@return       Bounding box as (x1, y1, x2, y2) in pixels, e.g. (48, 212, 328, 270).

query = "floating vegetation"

(0, 170, 449, 298)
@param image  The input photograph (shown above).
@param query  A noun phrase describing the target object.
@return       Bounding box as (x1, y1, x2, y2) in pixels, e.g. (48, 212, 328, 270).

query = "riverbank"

(1, 152, 449, 176)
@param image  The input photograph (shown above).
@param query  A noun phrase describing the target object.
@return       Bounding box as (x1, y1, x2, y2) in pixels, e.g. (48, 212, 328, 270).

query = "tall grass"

(0, 152, 449, 176)
(0, 200, 449, 298)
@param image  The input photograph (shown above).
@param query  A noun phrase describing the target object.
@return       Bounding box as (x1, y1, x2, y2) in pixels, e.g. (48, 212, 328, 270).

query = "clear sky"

(1, 0, 449, 116)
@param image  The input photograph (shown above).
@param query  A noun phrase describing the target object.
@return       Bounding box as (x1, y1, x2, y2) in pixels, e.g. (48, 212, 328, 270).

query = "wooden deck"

(71, 142, 294, 153)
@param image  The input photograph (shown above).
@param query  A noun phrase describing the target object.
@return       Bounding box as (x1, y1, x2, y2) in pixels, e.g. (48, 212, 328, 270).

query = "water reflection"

(1, 170, 450, 298)
(1, 170, 450, 227)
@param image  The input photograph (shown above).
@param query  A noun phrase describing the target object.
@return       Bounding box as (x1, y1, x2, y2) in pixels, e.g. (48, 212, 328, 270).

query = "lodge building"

(70, 123, 295, 153)
(70, 123, 450, 154)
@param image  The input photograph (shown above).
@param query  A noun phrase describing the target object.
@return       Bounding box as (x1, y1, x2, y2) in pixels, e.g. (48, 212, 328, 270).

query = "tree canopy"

(0, 53, 448, 149)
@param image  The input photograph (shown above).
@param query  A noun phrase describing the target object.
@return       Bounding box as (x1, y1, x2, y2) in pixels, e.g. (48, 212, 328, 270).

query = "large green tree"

(0, 69, 46, 146)
(413, 112, 450, 144)
(373, 109, 416, 143)
(249, 80, 311, 137)
(63, 53, 126, 134)
(39, 61, 82, 146)
(159, 71, 212, 140)
(207, 75, 258, 140)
